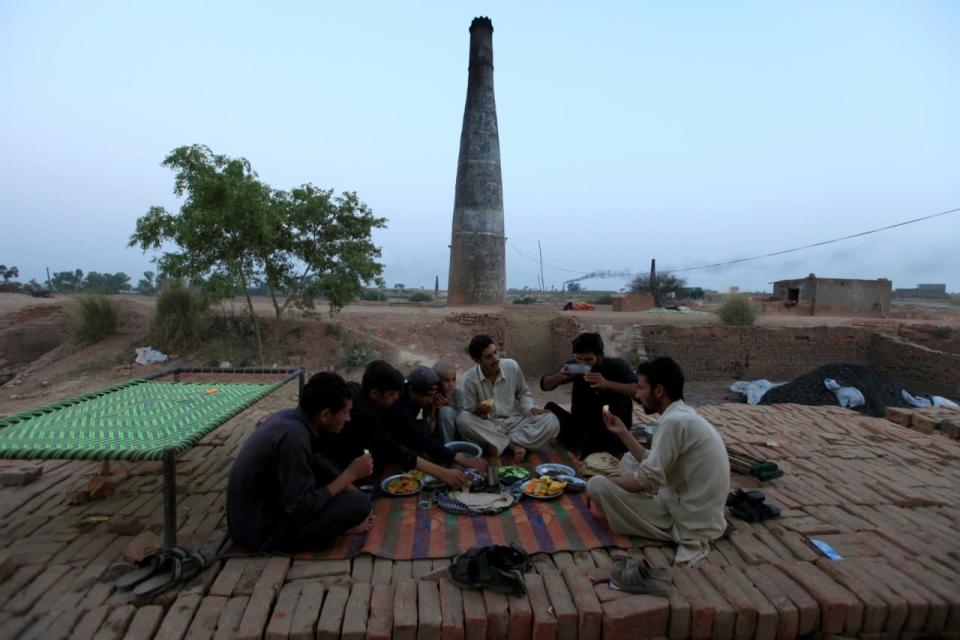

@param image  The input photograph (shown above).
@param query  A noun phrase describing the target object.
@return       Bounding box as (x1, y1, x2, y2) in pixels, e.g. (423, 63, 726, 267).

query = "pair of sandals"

(610, 558, 672, 596)
(116, 547, 208, 598)
(726, 489, 781, 523)
(447, 543, 532, 596)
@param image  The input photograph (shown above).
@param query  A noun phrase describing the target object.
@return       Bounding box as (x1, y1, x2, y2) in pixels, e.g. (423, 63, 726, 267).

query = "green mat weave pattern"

(0, 380, 279, 461)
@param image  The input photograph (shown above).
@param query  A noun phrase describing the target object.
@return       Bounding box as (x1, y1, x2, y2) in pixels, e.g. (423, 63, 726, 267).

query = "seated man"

(335, 360, 477, 488)
(226, 372, 374, 552)
(540, 332, 638, 457)
(433, 360, 465, 442)
(587, 357, 729, 566)
(456, 335, 560, 461)
(392, 365, 486, 473)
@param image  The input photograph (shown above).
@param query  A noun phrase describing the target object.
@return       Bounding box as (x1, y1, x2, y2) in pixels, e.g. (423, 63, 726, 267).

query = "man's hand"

(584, 372, 609, 390)
(434, 394, 450, 408)
(557, 365, 572, 382)
(474, 400, 494, 416)
(528, 407, 549, 417)
(455, 452, 487, 473)
(603, 411, 628, 437)
(611, 473, 647, 493)
(346, 451, 374, 482)
(438, 468, 471, 490)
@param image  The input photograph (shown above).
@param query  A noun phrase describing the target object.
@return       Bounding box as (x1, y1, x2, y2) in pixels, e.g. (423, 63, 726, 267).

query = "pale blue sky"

(2, 1, 958, 293)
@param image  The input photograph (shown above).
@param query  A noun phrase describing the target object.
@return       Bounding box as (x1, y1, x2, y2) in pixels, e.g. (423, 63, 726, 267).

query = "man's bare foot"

(508, 444, 526, 462)
(345, 514, 374, 535)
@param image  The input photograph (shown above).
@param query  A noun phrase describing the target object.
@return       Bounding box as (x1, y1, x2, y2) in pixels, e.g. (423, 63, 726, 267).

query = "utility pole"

(538, 240, 545, 296)
(650, 258, 658, 307)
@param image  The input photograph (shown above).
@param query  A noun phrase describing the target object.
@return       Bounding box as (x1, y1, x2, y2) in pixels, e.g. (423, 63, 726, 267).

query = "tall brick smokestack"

(447, 16, 505, 306)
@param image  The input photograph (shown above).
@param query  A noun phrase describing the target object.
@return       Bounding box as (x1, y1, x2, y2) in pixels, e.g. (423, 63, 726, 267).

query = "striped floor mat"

(293, 444, 661, 560)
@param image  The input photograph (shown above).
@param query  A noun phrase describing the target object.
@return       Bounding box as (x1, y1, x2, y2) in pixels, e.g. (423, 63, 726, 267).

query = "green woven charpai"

(0, 381, 279, 461)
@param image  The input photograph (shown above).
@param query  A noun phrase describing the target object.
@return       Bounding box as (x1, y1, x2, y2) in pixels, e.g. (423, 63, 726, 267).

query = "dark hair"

(636, 357, 684, 401)
(361, 360, 404, 394)
(299, 372, 354, 418)
(468, 334, 495, 360)
(572, 332, 604, 356)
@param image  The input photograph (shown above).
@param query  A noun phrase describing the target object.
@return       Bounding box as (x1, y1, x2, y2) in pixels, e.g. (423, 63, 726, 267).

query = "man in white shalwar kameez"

(587, 357, 729, 565)
(456, 335, 560, 461)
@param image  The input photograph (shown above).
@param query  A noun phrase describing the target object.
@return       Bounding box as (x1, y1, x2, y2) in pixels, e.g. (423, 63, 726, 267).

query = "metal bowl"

(555, 475, 587, 492)
(380, 473, 422, 497)
(445, 440, 483, 458)
(535, 463, 576, 478)
(565, 363, 591, 376)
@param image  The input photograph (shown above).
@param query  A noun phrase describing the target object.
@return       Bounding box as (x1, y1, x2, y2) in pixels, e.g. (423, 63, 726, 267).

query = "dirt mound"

(758, 363, 914, 417)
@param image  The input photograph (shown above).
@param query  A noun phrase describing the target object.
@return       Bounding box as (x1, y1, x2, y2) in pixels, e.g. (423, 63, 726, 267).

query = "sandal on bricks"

(132, 548, 207, 599)
(614, 558, 672, 583)
(610, 561, 671, 597)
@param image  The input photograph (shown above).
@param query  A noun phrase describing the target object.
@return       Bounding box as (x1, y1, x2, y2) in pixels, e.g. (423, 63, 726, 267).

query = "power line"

(508, 205, 960, 280)
(664, 205, 960, 274)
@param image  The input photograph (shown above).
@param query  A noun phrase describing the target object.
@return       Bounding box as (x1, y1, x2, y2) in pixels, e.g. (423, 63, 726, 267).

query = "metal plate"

(555, 475, 587, 492)
(535, 463, 576, 477)
(444, 440, 483, 457)
(520, 478, 565, 499)
(380, 473, 422, 497)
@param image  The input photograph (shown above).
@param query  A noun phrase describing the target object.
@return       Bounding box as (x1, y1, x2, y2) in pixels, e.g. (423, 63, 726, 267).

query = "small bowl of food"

(445, 441, 483, 458)
(565, 363, 591, 376)
(381, 474, 422, 496)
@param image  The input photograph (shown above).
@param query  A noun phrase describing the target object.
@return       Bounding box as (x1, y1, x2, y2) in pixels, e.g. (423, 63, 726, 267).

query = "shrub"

(716, 294, 761, 326)
(930, 326, 954, 340)
(409, 292, 432, 303)
(151, 287, 212, 350)
(324, 322, 343, 337)
(512, 295, 536, 304)
(359, 289, 385, 301)
(340, 335, 381, 369)
(589, 294, 614, 305)
(67, 295, 121, 344)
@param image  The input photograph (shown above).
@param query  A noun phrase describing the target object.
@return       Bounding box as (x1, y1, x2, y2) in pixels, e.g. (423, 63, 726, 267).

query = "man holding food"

(587, 357, 729, 566)
(226, 372, 374, 552)
(539, 332, 638, 456)
(456, 335, 560, 461)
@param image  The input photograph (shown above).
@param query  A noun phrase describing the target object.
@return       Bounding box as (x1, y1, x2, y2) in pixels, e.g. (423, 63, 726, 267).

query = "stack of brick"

(884, 406, 960, 439)
(611, 293, 654, 312)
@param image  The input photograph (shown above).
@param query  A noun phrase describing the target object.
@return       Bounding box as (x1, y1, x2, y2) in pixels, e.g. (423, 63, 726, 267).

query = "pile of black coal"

(758, 363, 914, 418)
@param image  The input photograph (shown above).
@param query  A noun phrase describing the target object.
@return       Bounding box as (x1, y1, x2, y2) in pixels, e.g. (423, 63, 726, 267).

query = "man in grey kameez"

(587, 357, 729, 565)
(456, 335, 560, 460)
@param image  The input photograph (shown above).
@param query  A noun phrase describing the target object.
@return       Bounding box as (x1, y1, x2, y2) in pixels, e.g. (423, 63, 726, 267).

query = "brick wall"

(869, 334, 960, 397)
(641, 326, 872, 381)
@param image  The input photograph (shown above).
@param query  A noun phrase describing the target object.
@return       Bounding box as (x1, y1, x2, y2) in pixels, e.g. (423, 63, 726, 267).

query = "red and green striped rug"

(305, 444, 659, 560)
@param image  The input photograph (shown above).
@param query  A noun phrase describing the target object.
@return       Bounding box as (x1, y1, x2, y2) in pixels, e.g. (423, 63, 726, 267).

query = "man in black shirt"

(226, 372, 374, 552)
(334, 361, 477, 488)
(540, 333, 638, 456)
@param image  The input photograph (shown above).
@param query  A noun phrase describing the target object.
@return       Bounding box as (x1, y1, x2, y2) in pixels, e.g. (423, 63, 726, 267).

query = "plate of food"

(407, 469, 443, 488)
(381, 474, 423, 496)
(521, 476, 567, 499)
(535, 463, 576, 478)
(499, 465, 531, 481)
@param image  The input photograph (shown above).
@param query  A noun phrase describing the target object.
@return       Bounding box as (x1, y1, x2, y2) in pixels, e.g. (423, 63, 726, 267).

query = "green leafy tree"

(629, 272, 687, 307)
(130, 144, 386, 363)
(136, 270, 157, 295)
(0, 265, 19, 282)
(82, 271, 131, 294)
(51, 269, 84, 292)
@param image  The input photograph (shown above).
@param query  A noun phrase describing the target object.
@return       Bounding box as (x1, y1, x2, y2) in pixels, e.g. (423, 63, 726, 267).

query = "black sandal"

(447, 545, 528, 596)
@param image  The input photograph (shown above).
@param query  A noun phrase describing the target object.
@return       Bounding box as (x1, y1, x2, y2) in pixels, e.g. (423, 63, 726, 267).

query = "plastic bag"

(729, 379, 782, 405)
(824, 378, 865, 409)
(932, 395, 959, 409)
(134, 347, 168, 366)
(901, 389, 931, 408)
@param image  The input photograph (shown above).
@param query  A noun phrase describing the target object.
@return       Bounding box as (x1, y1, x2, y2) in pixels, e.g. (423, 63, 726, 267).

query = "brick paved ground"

(1, 383, 958, 639)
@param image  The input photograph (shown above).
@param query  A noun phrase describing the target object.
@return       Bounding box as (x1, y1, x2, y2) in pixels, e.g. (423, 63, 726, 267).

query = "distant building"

(892, 283, 948, 299)
(768, 274, 891, 317)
